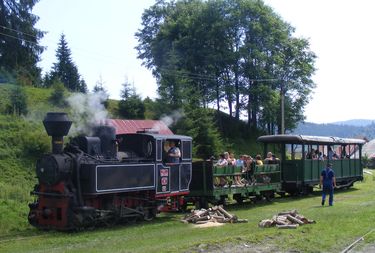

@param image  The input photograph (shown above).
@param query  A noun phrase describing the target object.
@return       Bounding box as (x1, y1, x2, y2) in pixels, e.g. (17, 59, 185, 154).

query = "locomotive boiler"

(28, 112, 192, 230)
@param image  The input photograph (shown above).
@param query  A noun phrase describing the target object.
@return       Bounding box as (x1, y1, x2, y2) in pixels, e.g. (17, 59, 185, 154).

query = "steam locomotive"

(28, 112, 192, 230)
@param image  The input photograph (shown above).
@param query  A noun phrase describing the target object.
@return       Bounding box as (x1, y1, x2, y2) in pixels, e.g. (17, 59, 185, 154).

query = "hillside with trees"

(292, 121, 375, 140)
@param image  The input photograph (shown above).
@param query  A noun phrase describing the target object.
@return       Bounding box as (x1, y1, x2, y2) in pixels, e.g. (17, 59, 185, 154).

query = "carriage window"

(349, 144, 360, 159)
(327, 145, 341, 160)
(285, 144, 303, 160)
(163, 139, 181, 163)
(305, 144, 319, 159)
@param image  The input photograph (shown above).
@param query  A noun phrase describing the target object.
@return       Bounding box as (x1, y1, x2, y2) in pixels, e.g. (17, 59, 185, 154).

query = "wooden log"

(211, 215, 226, 220)
(212, 217, 225, 223)
(184, 215, 199, 222)
(228, 215, 238, 223)
(276, 215, 288, 222)
(236, 219, 248, 223)
(195, 210, 209, 217)
(196, 220, 210, 224)
(218, 205, 233, 219)
(286, 215, 304, 225)
(195, 215, 211, 222)
(276, 224, 299, 229)
(278, 209, 298, 216)
(258, 219, 274, 228)
(274, 218, 288, 225)
(215, 210, 225, 217)
(295, 215, 309, 224)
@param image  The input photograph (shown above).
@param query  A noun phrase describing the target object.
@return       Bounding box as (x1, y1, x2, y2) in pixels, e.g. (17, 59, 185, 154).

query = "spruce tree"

(92, 76, 109, 108)
(0, 0, 45, 86)
(175, 90, 223, 159)
(118, 79, 145, 119)
(50, 34, 82, 92)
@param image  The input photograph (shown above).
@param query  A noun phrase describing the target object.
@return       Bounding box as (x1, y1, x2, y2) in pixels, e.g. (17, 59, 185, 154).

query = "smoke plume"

(159, 109, 185, 127)
(66, 92, 108, 136)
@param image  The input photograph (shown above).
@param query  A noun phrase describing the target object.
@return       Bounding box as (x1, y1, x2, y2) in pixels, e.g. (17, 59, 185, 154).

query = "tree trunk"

(251, 103, 257, 128)
(227, 94, 232, 118)
(216, 80, 220, 111)
(247, 93, 251, 126)
(234, 71, 240, 119)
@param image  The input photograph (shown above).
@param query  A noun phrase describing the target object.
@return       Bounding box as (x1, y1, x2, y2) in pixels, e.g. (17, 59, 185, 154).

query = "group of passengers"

(214, 151, 278, 187)
(306, 147, 343, 160)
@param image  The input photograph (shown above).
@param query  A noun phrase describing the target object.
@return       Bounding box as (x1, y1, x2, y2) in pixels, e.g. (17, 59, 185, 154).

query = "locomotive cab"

(116, 133, 193, 197)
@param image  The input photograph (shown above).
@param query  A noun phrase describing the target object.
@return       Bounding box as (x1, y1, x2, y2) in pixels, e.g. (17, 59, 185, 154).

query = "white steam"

(66, 92, 108, 136)
(159, 109, 185, 127)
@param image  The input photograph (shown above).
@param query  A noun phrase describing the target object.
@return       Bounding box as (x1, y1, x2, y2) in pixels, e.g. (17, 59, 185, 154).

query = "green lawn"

(1, 174, 375, 253)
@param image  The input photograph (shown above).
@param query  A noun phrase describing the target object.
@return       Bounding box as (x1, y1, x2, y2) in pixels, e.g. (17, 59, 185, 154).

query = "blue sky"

(33, 0, 375, 124)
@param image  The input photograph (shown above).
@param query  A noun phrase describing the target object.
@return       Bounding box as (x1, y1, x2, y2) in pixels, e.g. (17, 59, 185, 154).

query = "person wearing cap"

(320, 163, 336, 206)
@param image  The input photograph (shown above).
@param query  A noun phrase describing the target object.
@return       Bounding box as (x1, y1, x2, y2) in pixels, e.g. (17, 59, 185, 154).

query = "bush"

(49, 81, 67, 107)
(6, 85, 28, 116)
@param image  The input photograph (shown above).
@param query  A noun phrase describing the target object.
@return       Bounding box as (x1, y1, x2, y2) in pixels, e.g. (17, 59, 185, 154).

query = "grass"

(0, 114, 49, 235)
(0, 174, 374, 253)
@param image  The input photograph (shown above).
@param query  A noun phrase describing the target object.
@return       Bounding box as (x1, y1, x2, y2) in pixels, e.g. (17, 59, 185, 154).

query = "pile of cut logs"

(258, 209, 315, 229)
(181, 205, 248, 224)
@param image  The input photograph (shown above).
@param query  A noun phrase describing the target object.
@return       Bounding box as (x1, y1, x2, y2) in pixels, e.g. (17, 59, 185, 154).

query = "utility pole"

(280, 82, 285, 134)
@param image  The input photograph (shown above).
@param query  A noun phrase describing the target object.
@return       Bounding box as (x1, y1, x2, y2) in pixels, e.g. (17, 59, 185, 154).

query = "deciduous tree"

(136, 0, 316, 134)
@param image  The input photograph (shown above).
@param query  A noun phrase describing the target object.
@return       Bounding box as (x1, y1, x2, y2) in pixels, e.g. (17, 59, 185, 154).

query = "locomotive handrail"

(31, 191, 73, 197)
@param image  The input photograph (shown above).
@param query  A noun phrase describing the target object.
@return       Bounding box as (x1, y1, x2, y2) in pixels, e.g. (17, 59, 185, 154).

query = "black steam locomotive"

(28, 112, 192, 230)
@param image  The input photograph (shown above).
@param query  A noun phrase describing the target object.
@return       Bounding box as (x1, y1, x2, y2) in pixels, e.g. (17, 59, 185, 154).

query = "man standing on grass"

(320, 163, 336, 206)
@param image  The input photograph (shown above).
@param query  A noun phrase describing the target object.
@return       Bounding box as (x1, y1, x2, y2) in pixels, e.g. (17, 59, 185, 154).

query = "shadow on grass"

(0, 214, 182, 240)
(213, 186, 361, 213)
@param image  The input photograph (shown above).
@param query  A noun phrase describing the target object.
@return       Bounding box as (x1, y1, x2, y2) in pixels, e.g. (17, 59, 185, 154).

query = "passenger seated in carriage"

(306, 149, 317, 159)
(229, 153, 244, 186)
(215, 153, 228, 167)
(264, 152, 280, 164)
(255, 154, 263, 165)
(214, 153, 228, 187)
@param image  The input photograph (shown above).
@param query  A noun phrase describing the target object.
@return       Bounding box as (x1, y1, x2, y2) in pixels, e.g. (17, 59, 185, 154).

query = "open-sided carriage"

(185, 160, 281, 208)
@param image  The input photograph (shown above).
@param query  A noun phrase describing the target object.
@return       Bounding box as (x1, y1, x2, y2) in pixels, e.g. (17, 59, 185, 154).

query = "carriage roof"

(119, 132, 192, 141)
(257, 135, 366, 145)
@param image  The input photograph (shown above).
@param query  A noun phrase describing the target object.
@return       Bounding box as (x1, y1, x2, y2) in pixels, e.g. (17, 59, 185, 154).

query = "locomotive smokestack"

(43, 112, 72, 154)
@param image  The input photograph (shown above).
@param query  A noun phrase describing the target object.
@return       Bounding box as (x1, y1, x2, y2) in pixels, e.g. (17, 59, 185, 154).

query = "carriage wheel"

(233, 194, 244, 204)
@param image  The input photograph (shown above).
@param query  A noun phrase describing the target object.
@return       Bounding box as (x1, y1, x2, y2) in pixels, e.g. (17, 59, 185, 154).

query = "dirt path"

(185, 241, 375, 253)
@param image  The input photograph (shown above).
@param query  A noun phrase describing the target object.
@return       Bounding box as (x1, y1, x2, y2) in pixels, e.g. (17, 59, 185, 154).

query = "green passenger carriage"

(257, 135, 365, 195)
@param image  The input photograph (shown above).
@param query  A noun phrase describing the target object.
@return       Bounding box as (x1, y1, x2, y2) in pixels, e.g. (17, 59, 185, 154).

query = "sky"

(32, 0, 375, 124)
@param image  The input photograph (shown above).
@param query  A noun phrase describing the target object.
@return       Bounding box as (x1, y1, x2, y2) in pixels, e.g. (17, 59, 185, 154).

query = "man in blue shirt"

(167, 141, 181, 163)
(320, 163, 336, 206)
